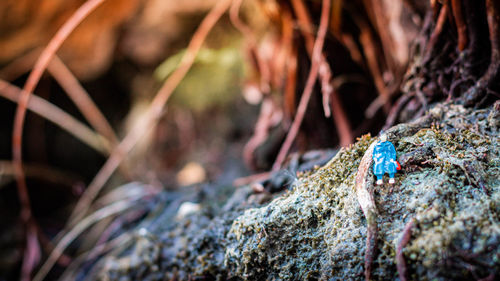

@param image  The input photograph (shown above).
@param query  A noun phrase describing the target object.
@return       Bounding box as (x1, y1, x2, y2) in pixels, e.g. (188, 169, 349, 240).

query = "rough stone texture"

(89, 102, 500, 281)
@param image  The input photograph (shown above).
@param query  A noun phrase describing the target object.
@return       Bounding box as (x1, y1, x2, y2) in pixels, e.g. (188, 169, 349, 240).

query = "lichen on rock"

(92, 103, 499, 281)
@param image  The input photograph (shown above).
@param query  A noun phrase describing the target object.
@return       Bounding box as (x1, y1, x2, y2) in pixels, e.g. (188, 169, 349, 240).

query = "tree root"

(272, 0, 331, 171)
(354, 120, 431, 279)
(451, 0, 468, 51)
(354, 140, 378, 281)
(393, 0, 498, 124)
(462, 0, 489, 77)
(427, 2, 448, 55)
(465, 0, 500, 106)
(396, 218, 416, 281)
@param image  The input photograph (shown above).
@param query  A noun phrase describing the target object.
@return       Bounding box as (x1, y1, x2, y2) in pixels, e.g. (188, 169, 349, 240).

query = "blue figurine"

(372, 134, 399, 185)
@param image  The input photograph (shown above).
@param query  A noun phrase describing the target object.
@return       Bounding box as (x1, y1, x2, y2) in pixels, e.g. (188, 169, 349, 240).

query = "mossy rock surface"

(91, 103, 500, 281)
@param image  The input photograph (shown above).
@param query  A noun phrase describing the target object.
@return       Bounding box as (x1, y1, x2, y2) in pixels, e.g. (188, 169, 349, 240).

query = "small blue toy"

(372, 134, 400, 185)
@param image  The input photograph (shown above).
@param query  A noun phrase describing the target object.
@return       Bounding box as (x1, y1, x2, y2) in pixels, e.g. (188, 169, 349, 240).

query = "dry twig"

(11, 1, 108, 279)
(0, 79, 110, 154)
(0, 160, 80, 187)
(48, 56, 132, 177)
(0, 51, 119, 152)
(47, 56, 119, 147)
(33, 199, 138, 281)
(0, 50, 130, 176)
(58, 233, 132, 281)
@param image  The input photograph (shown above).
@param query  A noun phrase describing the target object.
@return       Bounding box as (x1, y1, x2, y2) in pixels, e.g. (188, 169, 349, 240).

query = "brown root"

(464, 0, 500, 106)
(396, 218, 416, 281)
(354, 141, 378, 281)
(451, 0, 468, 51)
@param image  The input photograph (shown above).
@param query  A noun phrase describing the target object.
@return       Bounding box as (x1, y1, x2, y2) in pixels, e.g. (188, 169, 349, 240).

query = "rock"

(89, 104, 499, 280)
